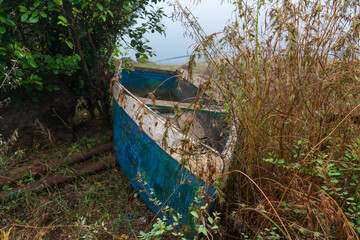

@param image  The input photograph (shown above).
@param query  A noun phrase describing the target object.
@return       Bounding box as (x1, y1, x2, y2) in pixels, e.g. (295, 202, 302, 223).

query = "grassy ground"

(0, 135, 156, 240)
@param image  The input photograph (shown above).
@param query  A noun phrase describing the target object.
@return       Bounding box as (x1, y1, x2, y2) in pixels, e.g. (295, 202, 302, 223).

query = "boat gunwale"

(129, 66, 179, 76)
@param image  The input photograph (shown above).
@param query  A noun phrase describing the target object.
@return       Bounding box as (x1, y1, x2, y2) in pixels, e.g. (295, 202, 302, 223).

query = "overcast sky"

(129, 0, 235, 63)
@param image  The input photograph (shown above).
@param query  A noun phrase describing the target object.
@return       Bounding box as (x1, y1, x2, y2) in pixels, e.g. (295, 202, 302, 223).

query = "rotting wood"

(64, 142, 113, 165)
(133, 66, 179, 76)
(0, 159, 112, 201)
(0, 142, 113, 189)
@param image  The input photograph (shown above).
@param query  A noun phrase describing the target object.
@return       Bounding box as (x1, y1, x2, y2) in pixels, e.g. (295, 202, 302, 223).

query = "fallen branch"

(0, 142, 113, 189)
(0, 159, 112, 201)
(64, 142, 113, 165)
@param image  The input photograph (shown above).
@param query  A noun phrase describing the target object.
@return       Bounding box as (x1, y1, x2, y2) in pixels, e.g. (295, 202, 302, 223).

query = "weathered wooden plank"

(137, 97, 224, 113)
(133, 66, 179, 76)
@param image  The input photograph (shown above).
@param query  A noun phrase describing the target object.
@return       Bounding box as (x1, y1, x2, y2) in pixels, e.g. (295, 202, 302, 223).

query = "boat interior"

(120, 69, 229, 152)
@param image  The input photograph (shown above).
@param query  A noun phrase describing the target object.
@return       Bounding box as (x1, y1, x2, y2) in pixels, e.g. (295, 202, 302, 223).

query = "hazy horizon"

(126, 0, 235, 64)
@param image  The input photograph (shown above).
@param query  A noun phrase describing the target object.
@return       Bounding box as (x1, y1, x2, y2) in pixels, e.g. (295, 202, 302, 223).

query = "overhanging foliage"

(0, 0, 165, 125)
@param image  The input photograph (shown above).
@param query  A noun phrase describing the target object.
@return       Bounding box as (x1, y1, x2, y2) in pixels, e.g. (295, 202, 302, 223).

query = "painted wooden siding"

(113, 98, 215, 226)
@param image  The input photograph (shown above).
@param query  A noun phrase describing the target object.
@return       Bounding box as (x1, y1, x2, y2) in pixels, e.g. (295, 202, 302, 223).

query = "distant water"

(124, 0, 235, 64)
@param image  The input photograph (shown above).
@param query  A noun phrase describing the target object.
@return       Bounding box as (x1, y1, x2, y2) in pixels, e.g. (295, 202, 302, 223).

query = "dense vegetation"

(176, 0, 360, 238)
(0, 0, 165, 127)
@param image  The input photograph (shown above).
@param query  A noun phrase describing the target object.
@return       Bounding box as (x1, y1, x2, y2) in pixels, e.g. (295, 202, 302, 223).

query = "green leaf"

(14, 41, 21, 49)
(74, 54, 80, 61)
(34, 80, 43, 86)
(190, 211, 199, 219)
(2, 185, 12, 191)
(4, 19, 15, 26)
(14, 50, 22, 57)
(65, 41, 73, 49)
(330, 179, 339, 183)
(52, 85, 60, 90)
(96, 3, 103, 11)
(199, 227, 207, 235)
(277, 159, 285, 164)
(34, 0, 40, 7)
(106, 9, 113, 17)
(264, 158, 274, 163)
(40, 12, 47, 18)
(29, 60, 37, 68)
(123, 1, 133, 9)
(58, 15, 67, 24)
(81, 2, 88, 9)
(207, 217, 213, 224)
(32, 11, 39, 17)
(328, 172, 341, 176)
(123, 1, 129, 9)
(45, 55, 54, 63)
(140, 56, 146, 63)
(25, 51, 32, 58)
(18, 5, 27, 12)
(130, 39, 136, 47)
(293, 209, 301, 214)
(53, 0, 63, 5)
(21, 13, 29, 22)
(0, 26, 5, 34)
(29, 17, 39, 23)
(100, 15, 106, 22)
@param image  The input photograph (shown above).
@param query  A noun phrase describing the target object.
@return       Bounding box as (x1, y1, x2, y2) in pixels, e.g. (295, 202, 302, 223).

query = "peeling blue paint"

(113, 98, 215, 228)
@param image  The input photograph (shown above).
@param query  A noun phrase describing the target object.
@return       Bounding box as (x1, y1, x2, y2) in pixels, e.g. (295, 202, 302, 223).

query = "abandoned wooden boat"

(111, 67, 235, 226)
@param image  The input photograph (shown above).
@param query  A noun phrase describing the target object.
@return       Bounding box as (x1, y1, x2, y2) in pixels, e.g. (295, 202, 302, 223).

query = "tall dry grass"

(175, 0, 360, 238)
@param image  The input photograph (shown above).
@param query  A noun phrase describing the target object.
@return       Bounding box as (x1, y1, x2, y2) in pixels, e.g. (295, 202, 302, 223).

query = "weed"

(138, 172, 221, 239)
(68, 136, 103, 154)
(0, 227, 12, 240)
(175, 0, 360, 238)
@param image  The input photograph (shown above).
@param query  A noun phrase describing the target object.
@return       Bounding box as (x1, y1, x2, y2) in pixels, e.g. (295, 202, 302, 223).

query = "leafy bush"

(0, 0, 165, 127)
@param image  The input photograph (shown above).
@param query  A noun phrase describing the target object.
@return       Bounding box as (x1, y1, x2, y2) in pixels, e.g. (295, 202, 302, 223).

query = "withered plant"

(174, 0, 360, 238)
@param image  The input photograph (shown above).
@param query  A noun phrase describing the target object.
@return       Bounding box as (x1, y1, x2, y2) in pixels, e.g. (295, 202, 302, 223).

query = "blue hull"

(113, 98, 215, 226)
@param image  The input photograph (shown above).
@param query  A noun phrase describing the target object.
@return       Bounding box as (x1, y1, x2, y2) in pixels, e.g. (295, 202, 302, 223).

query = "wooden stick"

(64, 142, 113, 164)
(0, 142, 113, 188)
(0, 159, 111, 201)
